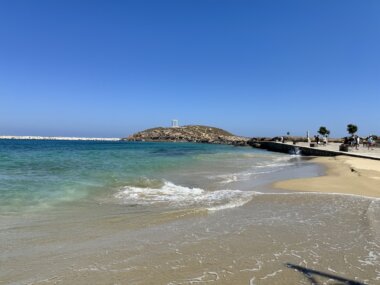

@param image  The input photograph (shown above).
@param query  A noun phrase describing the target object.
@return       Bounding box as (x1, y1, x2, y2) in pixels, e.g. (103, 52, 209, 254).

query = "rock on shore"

(124, 125, 249, 146)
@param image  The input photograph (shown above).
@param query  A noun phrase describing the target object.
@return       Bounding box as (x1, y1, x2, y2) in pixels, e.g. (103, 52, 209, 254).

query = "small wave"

(207, 195, 255, 212)
(215, 170, 275, 184)
(255, 162, 294, 168)
(115, 180, 256, 211)
(211, 158, 294, 185)
(219, 175, 238, 184)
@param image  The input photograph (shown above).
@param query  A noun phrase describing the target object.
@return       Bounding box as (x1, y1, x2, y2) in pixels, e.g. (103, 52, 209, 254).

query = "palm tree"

(318, 126, 330, 137)
(347, 124, 358, 135)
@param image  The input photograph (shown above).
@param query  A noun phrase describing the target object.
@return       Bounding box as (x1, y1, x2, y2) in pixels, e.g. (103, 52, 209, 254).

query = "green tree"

(347, 124, 358, 135)
(318, 126, 330, 137)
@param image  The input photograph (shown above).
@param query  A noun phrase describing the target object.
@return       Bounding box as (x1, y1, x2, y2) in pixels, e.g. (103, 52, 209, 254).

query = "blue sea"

(0, 139, 303, 213)
(1, 140, 379, 284)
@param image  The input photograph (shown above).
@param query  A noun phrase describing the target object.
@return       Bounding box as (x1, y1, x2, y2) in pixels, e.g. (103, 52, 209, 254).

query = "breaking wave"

(114, 179, 257, 211)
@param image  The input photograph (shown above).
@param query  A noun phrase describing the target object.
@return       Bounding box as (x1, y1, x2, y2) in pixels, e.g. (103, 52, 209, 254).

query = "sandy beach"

(274, 156, 380, 198)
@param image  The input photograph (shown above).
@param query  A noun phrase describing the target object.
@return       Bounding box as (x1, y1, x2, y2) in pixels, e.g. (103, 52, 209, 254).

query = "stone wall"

(255, 142, 341, 156)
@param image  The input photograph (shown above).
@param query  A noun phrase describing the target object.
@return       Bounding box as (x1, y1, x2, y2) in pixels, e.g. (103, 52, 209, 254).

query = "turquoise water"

(0, 139, 293, 212)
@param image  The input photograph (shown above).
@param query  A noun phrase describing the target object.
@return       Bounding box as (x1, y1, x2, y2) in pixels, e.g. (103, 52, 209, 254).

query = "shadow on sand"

(285, 263, 367, 285)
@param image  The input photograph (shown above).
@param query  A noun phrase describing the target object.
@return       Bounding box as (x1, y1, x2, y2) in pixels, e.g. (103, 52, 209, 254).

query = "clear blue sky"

(1, 0, 379, 137)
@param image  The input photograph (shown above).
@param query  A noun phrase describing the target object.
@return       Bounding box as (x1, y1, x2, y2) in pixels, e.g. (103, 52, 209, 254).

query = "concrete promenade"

(255, 141, 380, 161)
(295, 142, 380, 159)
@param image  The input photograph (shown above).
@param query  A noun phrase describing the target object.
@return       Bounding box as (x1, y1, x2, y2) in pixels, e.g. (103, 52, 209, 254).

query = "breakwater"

(0, 136, 120, 141)
(251, 141, 340, 156)
(250, 141, 380, 161)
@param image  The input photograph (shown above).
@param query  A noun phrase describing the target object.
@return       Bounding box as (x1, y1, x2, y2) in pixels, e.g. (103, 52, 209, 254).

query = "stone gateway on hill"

(124, 125, 249, 146)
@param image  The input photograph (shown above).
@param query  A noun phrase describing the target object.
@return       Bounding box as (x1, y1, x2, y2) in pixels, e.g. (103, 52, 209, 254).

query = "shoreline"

(273, 156, 380, 198)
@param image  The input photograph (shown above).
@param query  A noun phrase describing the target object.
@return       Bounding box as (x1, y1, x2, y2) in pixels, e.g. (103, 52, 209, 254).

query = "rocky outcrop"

(124, 125, 249, 146)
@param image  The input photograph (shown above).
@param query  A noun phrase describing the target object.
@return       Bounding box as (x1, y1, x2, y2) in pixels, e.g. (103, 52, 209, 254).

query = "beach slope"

(274, 156, 380, 198)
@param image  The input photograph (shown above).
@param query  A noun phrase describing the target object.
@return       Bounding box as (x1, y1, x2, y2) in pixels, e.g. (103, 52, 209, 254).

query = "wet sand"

(2, 193, 378, 285)
(274, 156, 380, 198)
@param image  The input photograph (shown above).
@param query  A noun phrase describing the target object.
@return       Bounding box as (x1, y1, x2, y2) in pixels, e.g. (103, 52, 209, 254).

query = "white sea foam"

(206, 195, 255, 212)
(115, 181, 257, 211)
(213, 156, 294, 185)
(216, 170, 275, 184)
